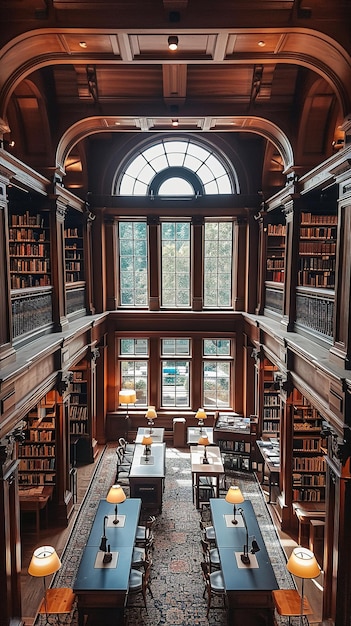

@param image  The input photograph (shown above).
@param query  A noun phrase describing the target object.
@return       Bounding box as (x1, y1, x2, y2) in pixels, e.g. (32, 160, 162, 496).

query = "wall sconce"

(196, 408, 207, 433)
(28, 546, 62, 623)
(168, 35, 179, 50)
(141, 434, 153, 461)
(286, 547, 320, 625)
(198, 434, 210, 464)
(106, 484, 126, 525)
(119, 389, 136, 418)
(225, 485, 244, 525)
(145, 406, 157, 434)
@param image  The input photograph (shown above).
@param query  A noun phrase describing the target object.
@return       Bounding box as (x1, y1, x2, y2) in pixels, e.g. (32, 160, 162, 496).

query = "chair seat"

(205, 526, 216, 542)
(210, 570, 225, 593)
(209, 547, 220, 566)
(132, 546, 146, 568)
(128, 568, 143, 592)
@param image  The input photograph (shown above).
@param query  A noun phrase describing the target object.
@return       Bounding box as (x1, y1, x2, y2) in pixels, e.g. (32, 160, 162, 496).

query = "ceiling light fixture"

(171, 119, 179, 127)
(258, 40, 266, 47)
(79, 41, 87, 48)
(168, 35, 179, 51)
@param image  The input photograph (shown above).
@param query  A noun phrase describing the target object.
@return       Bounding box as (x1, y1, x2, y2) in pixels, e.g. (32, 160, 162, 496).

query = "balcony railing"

(265, 282, 284, 315)
(66, 282, 86, 316)
(295, 287, 334, 338)
(12, 287, 53, 339)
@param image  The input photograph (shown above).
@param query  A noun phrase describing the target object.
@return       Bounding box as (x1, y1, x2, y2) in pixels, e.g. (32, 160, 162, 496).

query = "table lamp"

(196, 408, 207, 432)
(106, 484, 126, 524)
(198, 434, 210, 464)
(119, 388, 136, 418)
(225, 485, 244, 524)
(286, 546, 320, 626)
(145, 406, 157, 434)
(28, 546, 61, 624)
(141, 434, 153, 461)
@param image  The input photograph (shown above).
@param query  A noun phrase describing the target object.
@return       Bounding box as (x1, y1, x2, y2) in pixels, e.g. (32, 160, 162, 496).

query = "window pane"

(203, 339, 231, 356)
(161, 360, 189, 407)
(203, 361, 230, 407)
(162, 339, 190, 355)
(204, 221, 233, 308)
(120, 338, 148, 356)
(118, 221, 148, 307)
(120, 360, 148, 406)
(161, 222, 190, 308)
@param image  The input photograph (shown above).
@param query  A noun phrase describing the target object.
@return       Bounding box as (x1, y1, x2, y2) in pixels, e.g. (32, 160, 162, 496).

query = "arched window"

(116, 138, 236, 196)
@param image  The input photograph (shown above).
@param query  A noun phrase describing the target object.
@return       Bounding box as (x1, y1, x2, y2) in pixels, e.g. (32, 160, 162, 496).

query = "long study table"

(73, 497, 141, 625)
(210, 498, 278, 626)
(129, 442, 166, 512)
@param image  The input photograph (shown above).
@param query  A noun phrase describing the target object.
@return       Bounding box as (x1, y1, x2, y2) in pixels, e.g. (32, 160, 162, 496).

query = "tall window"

(204, 221, 233, 307)
(118, 221, 148, 306)
(203, 339, 232, 407)
(119, 338, 148, 406)
(161, 339, 190, 407)
(161, 222, 191, 308)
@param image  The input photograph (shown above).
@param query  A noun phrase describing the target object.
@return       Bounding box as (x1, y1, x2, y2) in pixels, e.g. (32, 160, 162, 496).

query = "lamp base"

(202, 457, 209, 464)
(231, 518, 238, 525)
(240, 553, 250, 565)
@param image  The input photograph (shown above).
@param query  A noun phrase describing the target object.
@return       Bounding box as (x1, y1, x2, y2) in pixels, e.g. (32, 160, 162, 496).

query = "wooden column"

(233, 217, 247, 311)
(148, 215, 160, 310)
(0, 178, 15, 364)
(54, 385, 74, 526)
(104, 216, 117, 310)
(0, 435, 22, 626)
(50, 194, 69, 332)
(276, 379, 294, 530)
(255, 211, 267, 315)
(281, 198, 300, 332)
(329, 161, 351, 369)
(192, 215, 203, 311)
(84, 206, 96, 314)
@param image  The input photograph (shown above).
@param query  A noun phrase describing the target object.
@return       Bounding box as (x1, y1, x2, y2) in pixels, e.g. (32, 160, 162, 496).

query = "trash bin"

(173, 417, 186, 447)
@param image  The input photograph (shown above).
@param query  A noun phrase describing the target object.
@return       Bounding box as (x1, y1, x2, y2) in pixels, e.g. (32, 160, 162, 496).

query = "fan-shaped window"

(117, 139, 234, 196)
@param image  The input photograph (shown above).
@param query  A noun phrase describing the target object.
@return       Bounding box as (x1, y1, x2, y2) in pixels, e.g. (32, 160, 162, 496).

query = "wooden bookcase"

(70, 361, 96, 464)
(262, 359, 280, 438)
(9, 209, 51, 289)
(266, 223, 286, 283)
(298, 211, 337, 288)
(18, 391, 56, 487)
(213, 414, 254, 471)
(65, 225, 84, 283)
(292, 390, 326, 502)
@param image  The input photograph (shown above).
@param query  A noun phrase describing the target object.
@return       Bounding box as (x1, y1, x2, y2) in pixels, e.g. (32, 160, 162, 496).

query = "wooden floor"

(19, 447, 323, 626)
(21, 446, 105, 625)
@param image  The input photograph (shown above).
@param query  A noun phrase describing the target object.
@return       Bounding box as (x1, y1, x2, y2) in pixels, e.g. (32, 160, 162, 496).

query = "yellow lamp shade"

(287, 547, 320, 579)
(145, 406, 157, 419)
(196, 408, 207, 420)
(225, 485, 244, 505)
(106, 484, 126, 505)
(198, 434, 210, 447)
(28, 546, 61, 577)
(141, 435, 153, 446)
(119, 389, 136, 405)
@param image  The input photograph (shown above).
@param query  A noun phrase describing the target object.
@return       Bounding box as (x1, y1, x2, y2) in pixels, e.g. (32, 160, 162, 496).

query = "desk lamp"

(286, 546, 320, 626)
(106, 484, 126, 524)
(28, 546, 61, 624)
(145, 406, 157, 434)
(225, 485, 244, 524)
(196, 408, 207, 433)
(142, 434, 153, 461)
(119, 389, 136, 418)
(237, 507, 260, 564)
(198, 434, 210, 464)
(99, 515, 112, 563)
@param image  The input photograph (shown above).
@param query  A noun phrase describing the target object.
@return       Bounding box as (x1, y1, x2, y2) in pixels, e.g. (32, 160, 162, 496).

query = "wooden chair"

(199, 519, 216, 547)
(126, 559, 153, 609)
(200, 538, 221, 572)
(135, 515, 156, 549)
(200, 561, 226, 617)
(118, 436, 135, 457)
(115, 447, 130, 485)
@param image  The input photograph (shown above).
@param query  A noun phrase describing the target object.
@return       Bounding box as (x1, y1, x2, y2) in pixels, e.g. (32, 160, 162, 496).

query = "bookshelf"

(298, 211, 337, 288)
(266, 223, 286, 283)
(65, 225, 84, 283)
(18, 391, 56, 487)
(213, 414, 253, 471)
(9, 209, 51, 289)
(70, 361, 96, 463)
(292, 390, 326, 502)
(262, 358, 280, 437)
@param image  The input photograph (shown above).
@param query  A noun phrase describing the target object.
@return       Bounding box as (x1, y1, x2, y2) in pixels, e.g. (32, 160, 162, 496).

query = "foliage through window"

(203, 339, 232, 407)
(118, 221, 148, 306)
(161, 222, 190, 308)
(119, 339, 149, 406)
(161, 339, 190, 407)
(204, 222, 233, 307)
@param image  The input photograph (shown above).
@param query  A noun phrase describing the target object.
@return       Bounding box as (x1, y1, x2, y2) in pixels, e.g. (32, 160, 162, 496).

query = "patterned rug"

(47, 444, 295, 626)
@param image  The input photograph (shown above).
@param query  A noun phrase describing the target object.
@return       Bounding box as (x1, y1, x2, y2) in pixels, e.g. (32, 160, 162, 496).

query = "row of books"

(299, 241, 336, 254)
(293, 473, 326, 486)
(70, 405, 88, 419)
(19, 458, 55, 471)
(19, 444, 55, 456)
(292, 488, 324, 501)
(10, 211, 45, 227)
(18, 473, 55, 486)
(300, 212, 337, 224)
(293, 456, 326, 471)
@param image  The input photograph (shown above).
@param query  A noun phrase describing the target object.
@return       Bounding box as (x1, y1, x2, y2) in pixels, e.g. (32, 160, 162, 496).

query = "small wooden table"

(39, 587, 75, 623)
(292, 501, 325, 546)
(190, 445, 224, 508)
(19, 486, 53, 534)
(272, 589, 312, 624)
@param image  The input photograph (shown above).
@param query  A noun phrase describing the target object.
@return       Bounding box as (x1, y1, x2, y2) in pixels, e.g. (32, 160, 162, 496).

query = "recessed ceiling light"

(168, 36, 179, 51)
(258, 40, 266, 47)
(79, 41, 88, 48)
(171, 119, 179, 127)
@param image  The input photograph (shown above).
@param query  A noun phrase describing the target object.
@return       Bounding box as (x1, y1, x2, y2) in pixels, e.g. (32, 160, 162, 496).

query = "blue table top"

(73, 546, 132, 592)
(129, 442, 166, 478)
(210, 498, 278, 592)
(86, 498, 141, 548)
